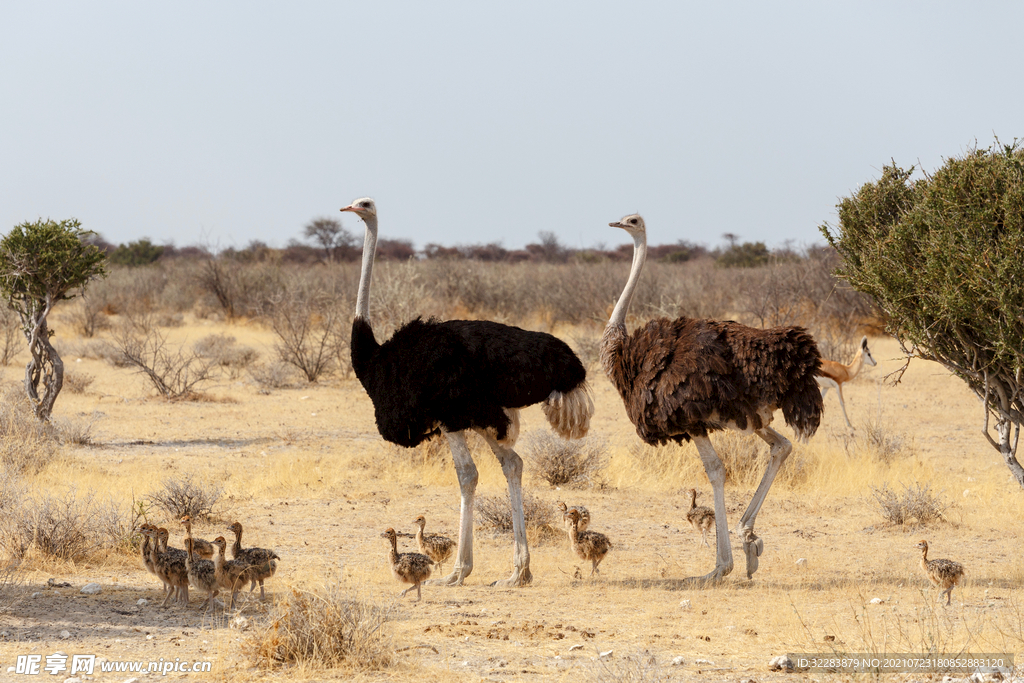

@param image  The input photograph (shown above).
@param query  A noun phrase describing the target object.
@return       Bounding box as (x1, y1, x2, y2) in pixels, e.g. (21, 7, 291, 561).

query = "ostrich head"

(916, 540, 929, 552)
(412, 515, 426, 528)
(861, 337, 877, 367)
(609, 214, 645, 236)
(381, 527, 397, 541)
(227, 521, 243, 535)
(341, 197, 377, 220)
(567, 509, 581, 525)
(212, 536, 227, 550)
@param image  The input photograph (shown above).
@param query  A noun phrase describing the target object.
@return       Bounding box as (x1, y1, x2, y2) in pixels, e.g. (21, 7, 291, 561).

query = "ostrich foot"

(742, 526, 764, 579)
(490, 566, 532, 588)
(684, 563, 731, 586)
(426, 567, 471, 586)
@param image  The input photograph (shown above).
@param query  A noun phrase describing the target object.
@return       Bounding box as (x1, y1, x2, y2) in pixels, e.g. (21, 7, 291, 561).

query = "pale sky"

(2, 2, 1021, 252)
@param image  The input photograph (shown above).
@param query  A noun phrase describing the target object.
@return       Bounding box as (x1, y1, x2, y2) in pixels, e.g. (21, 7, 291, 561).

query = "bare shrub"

(148, 473, 222, 520)
(870, 482, 949, 526)
(62, 369, 95, 394)
(263, 285, 347, 383)
(243, 585, 394, 670)
(10, 488, 100, 561)
(110, 323, 216, 399)
(475, 491, 554, 533)
(96, 495, 146, 554)
(193, 333, 259, 379)
(523, 431, 607, 488)
(0, 306, 22, 365)
(59, 293, 110, 338)
(248, 361, 298, 391)
(0, 385, 62, 474)
(371, 261, 438, 337)
(51, 417, 93, 446)
(861, 418, 913, 465)
(571, 333, 603, 373)
(0, 559, 23, 613)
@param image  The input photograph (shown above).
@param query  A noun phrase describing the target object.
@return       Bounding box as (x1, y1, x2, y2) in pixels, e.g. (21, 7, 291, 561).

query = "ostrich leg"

(734, 426, 792, 578)
(481, 434, 532, 587)
(690, 436, 733, 583)
(428, 430, 478, 586)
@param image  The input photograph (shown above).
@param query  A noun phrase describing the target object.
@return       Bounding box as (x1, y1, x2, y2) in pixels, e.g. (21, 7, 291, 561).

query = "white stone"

(62, 678, 83, 683)
(569, 644, 584, 652)
(59, 630, 71, 639)
(695, 658, 715, 666)
(869, 597, 884, 604)
(679, 599, 692, 609)
(136, 598, 148, 606)
(31, 592, 43, 598)
(231, 616, 249, 631)
(124, 678, 141, 683)
(769, 654, 794, 671)
(672, 656, 685, 666)
(80, 583, 102, 595)
(599, 650, 613, 658)
(796, 557, 808, 566)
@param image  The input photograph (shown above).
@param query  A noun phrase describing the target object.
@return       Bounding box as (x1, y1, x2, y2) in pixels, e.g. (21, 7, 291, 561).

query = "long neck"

(232, 529, 243, 554)
(415, 525, 424, 543)
(389, 537, 399, 564)
(355, 215, 378, 320)
(607, 231, 648, 330)
(689, 490, 697, 510)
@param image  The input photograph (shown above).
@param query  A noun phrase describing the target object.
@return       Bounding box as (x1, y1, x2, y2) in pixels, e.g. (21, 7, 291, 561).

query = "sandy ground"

(0, 321, 1022, 682)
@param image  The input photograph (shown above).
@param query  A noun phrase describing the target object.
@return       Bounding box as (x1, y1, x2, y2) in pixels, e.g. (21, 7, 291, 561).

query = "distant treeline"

(90, 221, 805, 269)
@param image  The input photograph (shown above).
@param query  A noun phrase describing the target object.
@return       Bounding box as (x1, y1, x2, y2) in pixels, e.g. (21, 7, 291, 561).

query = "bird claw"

(742, 527, 763, 579)
(425, 568, 469, 586)
(490, 567, 532, 588)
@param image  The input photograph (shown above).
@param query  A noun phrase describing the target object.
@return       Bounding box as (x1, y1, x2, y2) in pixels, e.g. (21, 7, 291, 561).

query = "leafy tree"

(821, 141, 1024, 486)
(304, 217, 355, 263)
(717, 241, 770, 268)
(0, 219, 107, 419)
(108, 238, 164, 266)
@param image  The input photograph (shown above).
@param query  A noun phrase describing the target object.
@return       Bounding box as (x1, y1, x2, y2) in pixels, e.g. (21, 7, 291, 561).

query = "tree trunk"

(997, 418, 1024, 488)
(22, 315, 63, 420)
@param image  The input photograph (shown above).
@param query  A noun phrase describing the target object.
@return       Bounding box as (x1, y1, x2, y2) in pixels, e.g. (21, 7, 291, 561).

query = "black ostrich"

(341, 197, 593, 587)
(600, 214, 822, 583)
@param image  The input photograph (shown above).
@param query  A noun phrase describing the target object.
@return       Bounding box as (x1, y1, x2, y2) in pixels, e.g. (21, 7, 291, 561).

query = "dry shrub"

(248, 361, 298, 391)
(264, 287, 346, 383)
(62, 369, 95, 394)
(523, 431, 607, 488)
(870, 482, 948, 526)
(59, 293, 111, 338)
(2, 488, 100, 561)
(0, 559, 22, 614)
(475, 491, 554, 533)
(0, 385, 62, 474)
(193, 333, 259, 379)
(109, 323, 216, 399)
(95, 495, 146, 555)
(860, 417, 913, 465)
(51, 417, 93, 446)
(0, 306, 22, 365)
(148, 472, 222, 520)
(243, 586, 394, 671)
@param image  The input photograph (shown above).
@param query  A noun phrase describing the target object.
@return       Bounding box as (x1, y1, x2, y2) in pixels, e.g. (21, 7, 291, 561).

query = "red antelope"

(815, 336, 876, 429)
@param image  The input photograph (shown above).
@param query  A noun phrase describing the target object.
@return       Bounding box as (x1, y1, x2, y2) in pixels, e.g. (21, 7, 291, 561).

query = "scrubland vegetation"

(0, 241, 1020, 682)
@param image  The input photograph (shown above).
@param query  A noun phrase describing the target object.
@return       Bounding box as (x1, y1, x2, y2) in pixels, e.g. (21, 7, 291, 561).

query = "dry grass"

(870, 482, 949, 526)
(148, 472, 223, 520)
(0, 384, 62, 474)
(243, 585, 394, 671)
(523, 430, 608, 488)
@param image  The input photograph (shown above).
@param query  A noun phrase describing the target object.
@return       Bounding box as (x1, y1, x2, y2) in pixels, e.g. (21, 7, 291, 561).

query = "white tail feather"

(542, 383, 594, 440)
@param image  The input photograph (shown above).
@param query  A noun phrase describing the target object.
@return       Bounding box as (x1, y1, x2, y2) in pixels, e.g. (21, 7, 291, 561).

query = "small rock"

(58, 630, 71, 639)
(869, 597, 884, 604)
(124, 679, 141, 683)
(769, 654, 794, 672)
(569, 644, 584, 652)
(47, 578, 71, 588)
(695, 658, 715, 666)
(599, 650, 613, 658)
(31, 592, 43, 598)
(80, 583, 102, 595)
(62, 678, 82, 683)
(672, 656, 685, 666)
(795, 558, 807, 566)
(6, 668, 14, 673)
(136, 598, 148, 606)
(231, 616, 249, 631)
(679, 599, 692, 609)
(146, 634, 154, 640)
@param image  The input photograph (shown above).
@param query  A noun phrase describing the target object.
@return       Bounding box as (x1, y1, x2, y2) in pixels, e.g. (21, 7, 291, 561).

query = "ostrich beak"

(340, 205, 357, 213)
(609, 221, 624, 228)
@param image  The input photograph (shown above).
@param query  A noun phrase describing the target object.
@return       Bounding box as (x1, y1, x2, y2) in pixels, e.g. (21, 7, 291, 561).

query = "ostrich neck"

(355, 215, 379, 320)
(607, 232, 648, 330)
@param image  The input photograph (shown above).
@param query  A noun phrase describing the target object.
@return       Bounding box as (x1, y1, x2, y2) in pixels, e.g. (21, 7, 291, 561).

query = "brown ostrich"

(412, 515, 456, 574)
(601, 214, 823, 583)
(381, 528, 434, 601)
(916, 540, 964, 605)
(556, 501, 591, 535)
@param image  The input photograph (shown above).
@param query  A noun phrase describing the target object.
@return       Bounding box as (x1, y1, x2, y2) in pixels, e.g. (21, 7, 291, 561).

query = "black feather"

(352, 317, 587, 448)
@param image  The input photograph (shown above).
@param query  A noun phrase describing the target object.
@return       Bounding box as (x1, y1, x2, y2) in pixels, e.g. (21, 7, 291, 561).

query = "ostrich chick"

(685, 488, 715, 548)
(185, 537, 220, 613)
(917, 540, 964, 606)
(211, 536, 253, 609)
(180, 515, 215, 559)
(412, 515, 456, 574)
(566, 509, 611, 576)
(557, 501, 591, 534)
(227, 521, 279, 601)
(382, 528, 433, 601)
